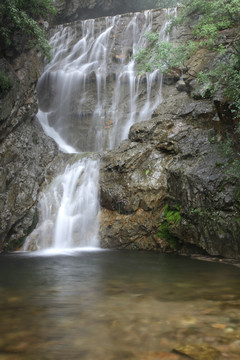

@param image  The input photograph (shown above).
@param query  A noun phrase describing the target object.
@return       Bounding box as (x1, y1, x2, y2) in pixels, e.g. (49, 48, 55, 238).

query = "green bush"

(0, 0, 56, 60)
(135, 0, 240, 180)
(157, 205, 181, 249)
(135, 0, 240, 119)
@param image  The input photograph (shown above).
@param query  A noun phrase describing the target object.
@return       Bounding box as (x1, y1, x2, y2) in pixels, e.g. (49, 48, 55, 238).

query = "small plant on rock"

(0, 71, 11, 95)
(157, 205, 181, 249)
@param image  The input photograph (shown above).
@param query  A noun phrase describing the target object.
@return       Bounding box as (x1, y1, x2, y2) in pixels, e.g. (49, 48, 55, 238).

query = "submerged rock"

(173, 344, 221, 360)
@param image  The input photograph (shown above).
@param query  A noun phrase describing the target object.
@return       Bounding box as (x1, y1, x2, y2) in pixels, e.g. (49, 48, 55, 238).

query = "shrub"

(0, 0, 56, 60)
(157, 205, 181, 249)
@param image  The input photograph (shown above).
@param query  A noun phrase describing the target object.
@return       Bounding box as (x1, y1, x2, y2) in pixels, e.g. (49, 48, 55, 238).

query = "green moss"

(7, 237, 26, 251)
(157, 221, 179, 249)
(190, 208, 220, 220)
(157, 205, 181, 249)
(164, 204, 181, 224)
(234, 186, 240, 203)
(215, 161, 225, 168)
(0, 71, 11, 95)
(190, 208, 207, 217)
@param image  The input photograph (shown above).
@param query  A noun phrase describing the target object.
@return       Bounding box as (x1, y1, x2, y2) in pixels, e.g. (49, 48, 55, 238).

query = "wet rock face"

(167, 162, 240, 257)
(0, 117, 58, 250)
(99, 83, 240, 257)
(53, 0, 163, 24)
(0, 49, 58, 251)
(97, 24, 240, 257)
(54, 0, 115, 23)
(164, 118, 240, 257)
(99, 140, 168, 250)
(0, 51, 43, 142)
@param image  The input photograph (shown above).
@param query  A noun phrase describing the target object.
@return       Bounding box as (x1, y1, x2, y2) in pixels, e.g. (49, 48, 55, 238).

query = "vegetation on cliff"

(136, 0, 240, 113)
(135, 0, 240, 180)
(0, 0, 56, 59)
(157, 205, 181, 249)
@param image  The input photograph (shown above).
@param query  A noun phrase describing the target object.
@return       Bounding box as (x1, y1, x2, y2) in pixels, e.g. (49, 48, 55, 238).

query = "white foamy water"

(23, 158, 100, 251)
(37, 9, 176, 152)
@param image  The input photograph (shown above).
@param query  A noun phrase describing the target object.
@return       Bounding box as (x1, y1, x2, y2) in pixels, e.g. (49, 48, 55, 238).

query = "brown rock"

(173, 344, 221, 360)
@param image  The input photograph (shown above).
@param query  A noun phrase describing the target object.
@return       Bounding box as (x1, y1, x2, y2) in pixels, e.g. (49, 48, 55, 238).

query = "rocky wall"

(99, 53, 240, 258)
(54, 0, 115, 23)
(0, 49, 58, 251)
(53, 0, 162, 24)
(0, 6, 239, 258)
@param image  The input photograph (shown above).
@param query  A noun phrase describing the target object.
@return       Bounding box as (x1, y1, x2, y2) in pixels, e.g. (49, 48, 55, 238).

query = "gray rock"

(98, 81, 240, 257)
(0, 116, 58, 251)
(0, 6, 239, 259)
(176, 79, 188, 92)
(0, 47, 59, 251)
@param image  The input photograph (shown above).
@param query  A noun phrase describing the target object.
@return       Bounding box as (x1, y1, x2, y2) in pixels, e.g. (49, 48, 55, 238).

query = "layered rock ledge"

(99, 84, 240, 258)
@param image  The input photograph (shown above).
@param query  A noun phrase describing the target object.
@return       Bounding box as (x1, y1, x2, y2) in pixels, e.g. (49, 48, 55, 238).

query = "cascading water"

(23, 158, 99, 251)
(24, 8, 176, 251)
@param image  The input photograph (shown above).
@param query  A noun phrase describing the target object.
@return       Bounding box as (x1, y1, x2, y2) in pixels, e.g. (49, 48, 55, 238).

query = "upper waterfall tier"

(37, 9, 176, 153)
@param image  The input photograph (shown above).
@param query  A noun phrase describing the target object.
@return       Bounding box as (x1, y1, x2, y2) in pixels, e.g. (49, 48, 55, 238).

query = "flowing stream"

(24, 8, 176, 251)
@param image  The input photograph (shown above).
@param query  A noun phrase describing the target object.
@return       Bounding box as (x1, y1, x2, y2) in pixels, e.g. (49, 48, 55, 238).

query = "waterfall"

(24, 8, 176, 251)
(23, 158, 99, 251)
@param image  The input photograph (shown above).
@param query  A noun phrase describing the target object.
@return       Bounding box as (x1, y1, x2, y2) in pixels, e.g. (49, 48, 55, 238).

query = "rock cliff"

(99, 39, 240, 258)
(53, 0, 161, 23)
(0, 47, 58, 251)
(54, 0, 114, 23)
(99, 84, 240, 257)
(0, 6, 239, 258)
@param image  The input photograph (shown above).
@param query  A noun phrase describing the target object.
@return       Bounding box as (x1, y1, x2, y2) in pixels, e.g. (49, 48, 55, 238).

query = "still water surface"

(0, 250, 240, 360)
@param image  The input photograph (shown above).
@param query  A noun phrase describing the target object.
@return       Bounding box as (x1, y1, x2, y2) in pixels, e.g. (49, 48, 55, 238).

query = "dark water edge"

(0, 250, 240, 360)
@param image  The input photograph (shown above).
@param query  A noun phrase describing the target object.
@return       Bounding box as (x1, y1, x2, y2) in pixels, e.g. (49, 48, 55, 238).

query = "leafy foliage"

(157, 205, 181, 249)
(0, 0, 56, 59)
(134, 34, 197, 73)
(173, 0, 240, 41)
(135, 0, 240, 180)
(135, 0, 240, 117)
(163, 204, 181, 224)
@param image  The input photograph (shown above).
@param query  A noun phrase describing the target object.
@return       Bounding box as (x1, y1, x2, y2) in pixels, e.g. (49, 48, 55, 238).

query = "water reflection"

(0, 251, 240, 359)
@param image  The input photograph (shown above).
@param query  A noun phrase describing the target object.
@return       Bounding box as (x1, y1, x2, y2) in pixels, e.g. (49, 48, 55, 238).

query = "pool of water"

(0, 250, 240, 360)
